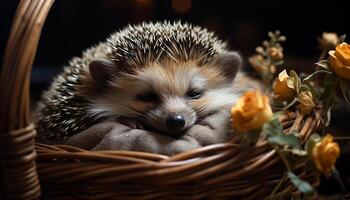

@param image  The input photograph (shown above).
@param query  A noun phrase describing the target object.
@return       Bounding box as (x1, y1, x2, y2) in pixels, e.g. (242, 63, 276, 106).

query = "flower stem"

(276, 148, 291, 171)
(270, 172, 287, 196)
(333, 136, 350, 140)
(318, 49, 328, 62)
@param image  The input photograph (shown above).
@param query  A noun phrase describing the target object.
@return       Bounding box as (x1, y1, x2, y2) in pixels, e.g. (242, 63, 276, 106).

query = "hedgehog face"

(89, 52, 241, 137)
(37, 22, 246, 142)
(127, 62, 205, 136)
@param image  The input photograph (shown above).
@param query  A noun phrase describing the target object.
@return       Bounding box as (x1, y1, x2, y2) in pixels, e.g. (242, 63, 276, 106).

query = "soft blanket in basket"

(64, 109, 232, 155)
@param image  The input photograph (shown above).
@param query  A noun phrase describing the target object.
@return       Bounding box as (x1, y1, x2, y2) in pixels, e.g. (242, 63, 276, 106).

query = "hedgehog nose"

(166, 114, 185, 130)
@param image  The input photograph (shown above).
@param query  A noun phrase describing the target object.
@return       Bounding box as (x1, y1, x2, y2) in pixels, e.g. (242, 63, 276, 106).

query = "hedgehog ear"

(89, 59, 117, 89)
(215, 51, 242, 82)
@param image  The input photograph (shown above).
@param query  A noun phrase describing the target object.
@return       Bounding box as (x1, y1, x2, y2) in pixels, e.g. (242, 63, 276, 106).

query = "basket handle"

(0, 0, 54, 199)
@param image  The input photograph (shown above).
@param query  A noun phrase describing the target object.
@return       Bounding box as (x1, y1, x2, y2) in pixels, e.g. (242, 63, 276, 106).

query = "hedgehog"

(35, 21, 258, 144)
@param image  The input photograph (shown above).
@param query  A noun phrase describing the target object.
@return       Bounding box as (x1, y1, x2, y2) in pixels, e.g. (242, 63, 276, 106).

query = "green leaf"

(304, 81, 320, 99)
(262, 113, 283, 137)
(315, 60, 332, 71)
(287, 172, 315, 196)
(300, 84, 311, 92)
(339, 78, 350, 104)
(273, 60, 284, 66)
(324, 73, 337, 86)
(325, 107, 332, 127)
(289, 70, 301, 93)
(267, 134, 301, 149)
(289, 148, 308, 156)
(319, 74, 337, 100)
(289, 130, 300, 137)
(302, 70, 332, 83)
(337, 34, 347, 44)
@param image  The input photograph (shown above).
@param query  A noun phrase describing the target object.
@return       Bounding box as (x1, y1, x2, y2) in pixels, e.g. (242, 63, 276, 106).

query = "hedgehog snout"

(143, 98, 197, 136)
(166, 114, 185, 131)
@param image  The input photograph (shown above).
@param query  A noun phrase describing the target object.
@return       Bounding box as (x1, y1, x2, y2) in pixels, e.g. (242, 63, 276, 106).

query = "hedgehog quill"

(36, 21, 259, 150)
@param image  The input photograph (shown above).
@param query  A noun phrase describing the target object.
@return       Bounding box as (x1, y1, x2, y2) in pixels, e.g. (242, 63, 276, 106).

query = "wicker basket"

(0, 0, 322, 199)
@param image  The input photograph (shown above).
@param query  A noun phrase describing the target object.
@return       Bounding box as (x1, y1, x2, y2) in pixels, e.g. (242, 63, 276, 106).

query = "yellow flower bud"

(248, 55, 269, 74)
(329, 42, 350, 79)
(312, 134, 340, 174)
(269, 47, 283, 61)
(273, 70, 297, 101)
(297, 91, 315, 115)
(231, 91, 273, 132)
(255, 46, 264, 54)
(320, 32, 338, 48)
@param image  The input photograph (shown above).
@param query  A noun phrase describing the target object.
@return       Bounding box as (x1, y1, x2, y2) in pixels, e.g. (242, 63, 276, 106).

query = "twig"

(270, 172, 287, 196)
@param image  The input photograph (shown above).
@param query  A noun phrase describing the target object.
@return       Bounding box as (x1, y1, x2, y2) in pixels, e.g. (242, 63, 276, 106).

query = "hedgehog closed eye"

(136, 91, 159, 102)
(186, 89, 203, 99)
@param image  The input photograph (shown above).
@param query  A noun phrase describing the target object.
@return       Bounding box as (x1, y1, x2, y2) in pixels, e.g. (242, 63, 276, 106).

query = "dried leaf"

(289, 70, 301, 93)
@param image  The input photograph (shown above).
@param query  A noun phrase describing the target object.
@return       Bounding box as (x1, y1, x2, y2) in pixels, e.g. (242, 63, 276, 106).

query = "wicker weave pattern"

(0, 125, 40, 199)
(0, 0, 54, 199)
(0, 0, 322, 199)
(34, 111, 320, 199)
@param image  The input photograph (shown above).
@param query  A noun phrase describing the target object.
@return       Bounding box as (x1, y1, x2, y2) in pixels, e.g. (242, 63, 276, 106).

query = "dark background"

(1, 0, 349, 198)
(1, 0, 349, 97)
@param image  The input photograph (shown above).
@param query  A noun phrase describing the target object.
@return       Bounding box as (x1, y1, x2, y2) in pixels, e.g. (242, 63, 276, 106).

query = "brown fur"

(36, 21, 249, 142)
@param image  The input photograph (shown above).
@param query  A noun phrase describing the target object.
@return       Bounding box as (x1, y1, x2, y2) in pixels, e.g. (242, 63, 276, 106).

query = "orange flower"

(329, 42, 350, 79)
(231, 91, 273, 132)
(312, 134, 340, 174)
(273, 70, 297, 101)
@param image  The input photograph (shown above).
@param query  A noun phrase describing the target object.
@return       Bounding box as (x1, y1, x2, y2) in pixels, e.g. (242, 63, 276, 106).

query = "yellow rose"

(329, 42, 350, 79)
(297, 91, 315, 115)
(231, 91, 273, 132)
(273, 70, 297, 101)
(312, 134, 340, 174)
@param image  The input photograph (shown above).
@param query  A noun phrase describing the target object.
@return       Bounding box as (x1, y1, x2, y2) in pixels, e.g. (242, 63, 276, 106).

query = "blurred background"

(1, 0, 349, 100)
(1, 0, 349, 198)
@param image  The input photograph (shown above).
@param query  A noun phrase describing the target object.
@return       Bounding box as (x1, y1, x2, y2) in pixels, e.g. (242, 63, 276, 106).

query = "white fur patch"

(87, 102, 116, 120)
(204, 87, 240, 111)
